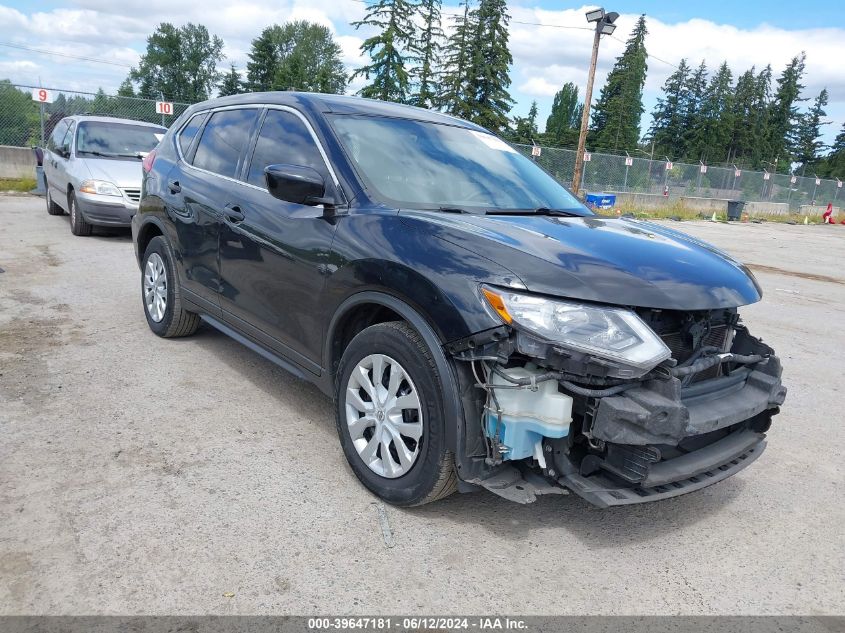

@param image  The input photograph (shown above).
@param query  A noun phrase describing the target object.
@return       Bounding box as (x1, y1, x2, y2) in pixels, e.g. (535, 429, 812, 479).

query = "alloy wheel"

(345, 353, 423, 478)
(143, 253, 167, 323)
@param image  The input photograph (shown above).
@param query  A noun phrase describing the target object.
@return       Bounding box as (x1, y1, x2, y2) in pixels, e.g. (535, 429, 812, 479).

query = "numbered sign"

(31, 88, 53, 103)
(155, 101, 174, 115)
(763, 172, 770, 181)
(583, 152, 592, 162)
(531, 145, 541, 157)
(838, 180, 843, 189)
(699, 164, 707, 174)
(790, 175, 797, 184)
(665, 161, 673, 170)
(815, 178, 821, 186)
(624, 156, 633, 166)
(734, 169, 742, 178)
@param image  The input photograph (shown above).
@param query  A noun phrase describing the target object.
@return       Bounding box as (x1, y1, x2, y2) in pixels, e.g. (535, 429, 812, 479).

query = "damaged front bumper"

(451, 322, 787, 508)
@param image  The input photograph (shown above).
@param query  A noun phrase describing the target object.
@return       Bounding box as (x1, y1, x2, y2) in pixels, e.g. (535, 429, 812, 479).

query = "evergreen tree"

(590, 15, 648, 152)
(794, 88, 829, 174)
(273, 22, 347, 93)
(439, 0, 477, 117)
(507, 100, 538, 144)
(648, 58, 690, 159)
(463, 0, 514, 133)
(128, 23, 225, 102)
(687, 61, 733, 163)
(681, 60, 708, 154)
(545, 82, 581, 146)
(815, 123, 845, 178)
(768, 53, 806, 170)
(410, 0, 443, 109)
(117, 78, 135, 97)
(218, 64, 243, 96)
(246, 22, 347, 94)
(247, 26, 282, 91)
(352, 0, 418, 103)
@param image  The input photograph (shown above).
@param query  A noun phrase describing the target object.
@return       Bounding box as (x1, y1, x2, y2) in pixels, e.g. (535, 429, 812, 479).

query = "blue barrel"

(584, 193, 617, 209)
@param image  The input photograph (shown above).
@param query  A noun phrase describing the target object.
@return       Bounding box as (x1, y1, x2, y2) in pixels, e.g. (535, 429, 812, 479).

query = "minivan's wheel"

(68, 191, 92, 236)
(45, 183, 63, 215)
(335, 321, 457, 506)
(141, 236, 201, 338)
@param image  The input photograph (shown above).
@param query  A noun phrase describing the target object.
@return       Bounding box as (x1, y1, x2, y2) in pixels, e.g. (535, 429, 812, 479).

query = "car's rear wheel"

(335, 321, 457, 506)
(45, 182, 63, 215)
(68, 191, 92, 236)
(141, 236, 201, 338)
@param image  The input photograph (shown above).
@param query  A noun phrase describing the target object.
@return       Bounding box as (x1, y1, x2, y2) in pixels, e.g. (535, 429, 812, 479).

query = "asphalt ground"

(1, 194, 843, 615)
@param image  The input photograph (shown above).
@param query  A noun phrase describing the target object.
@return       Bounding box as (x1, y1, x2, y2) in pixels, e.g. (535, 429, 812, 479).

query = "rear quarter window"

(178, 112, 208, 160)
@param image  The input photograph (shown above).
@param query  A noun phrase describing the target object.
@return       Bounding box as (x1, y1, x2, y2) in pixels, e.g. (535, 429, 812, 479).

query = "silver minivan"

(42, 115, 166, 235)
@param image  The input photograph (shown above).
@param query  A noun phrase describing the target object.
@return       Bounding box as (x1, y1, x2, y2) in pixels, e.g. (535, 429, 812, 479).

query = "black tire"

(141, 236, 201, 338)
(68, 191, 92, 236)
(45, 181, 64, 215)
(335, 321, 457, 506)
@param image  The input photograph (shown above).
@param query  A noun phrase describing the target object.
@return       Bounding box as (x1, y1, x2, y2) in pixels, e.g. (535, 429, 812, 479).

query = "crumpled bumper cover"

(589, 355, 786, 446)
(560, 429, 767, 507)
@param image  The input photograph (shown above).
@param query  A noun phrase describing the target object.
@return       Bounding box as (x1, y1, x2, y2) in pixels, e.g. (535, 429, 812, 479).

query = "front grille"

(660, 324, 729, 381)
(122, 188, 141, 202)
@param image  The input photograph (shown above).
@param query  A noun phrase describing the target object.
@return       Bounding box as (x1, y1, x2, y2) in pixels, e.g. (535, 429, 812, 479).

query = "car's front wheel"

(335, 321, 457, 506)
(68, 191, 92, 236)
(141, 236, 201, 338)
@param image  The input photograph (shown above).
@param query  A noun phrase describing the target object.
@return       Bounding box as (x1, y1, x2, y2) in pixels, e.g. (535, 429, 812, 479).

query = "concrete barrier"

(0, 145, 36, 179)
(602, 192, 793, 217)
(745, 201, 791, 216)
(799, 204, 840, 217)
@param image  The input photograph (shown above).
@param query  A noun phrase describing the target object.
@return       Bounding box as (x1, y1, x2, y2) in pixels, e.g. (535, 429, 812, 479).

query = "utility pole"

(571, 8, 618, 195)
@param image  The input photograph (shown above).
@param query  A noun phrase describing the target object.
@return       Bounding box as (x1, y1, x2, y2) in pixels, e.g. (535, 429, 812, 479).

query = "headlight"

(481, 286, 670, 373)
(79, 180, 122, 197)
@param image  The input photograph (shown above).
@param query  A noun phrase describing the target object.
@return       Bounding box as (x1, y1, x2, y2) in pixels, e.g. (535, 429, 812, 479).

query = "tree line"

(2, 1, 843, 178)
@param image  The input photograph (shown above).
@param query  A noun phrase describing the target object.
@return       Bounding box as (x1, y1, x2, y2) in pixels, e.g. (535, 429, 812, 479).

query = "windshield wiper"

(437, 206, 477, 214)
(485, 207, 582, 216)
(79, 150, 143, 159)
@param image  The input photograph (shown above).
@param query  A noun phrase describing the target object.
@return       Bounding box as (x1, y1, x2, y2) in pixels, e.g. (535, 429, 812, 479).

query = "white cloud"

(508, 5, 845, 140)
(0, 0, 842, 142)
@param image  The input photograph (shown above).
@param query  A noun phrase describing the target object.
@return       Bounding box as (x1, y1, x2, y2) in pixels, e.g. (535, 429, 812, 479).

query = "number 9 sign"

(31, 88, 54, 104)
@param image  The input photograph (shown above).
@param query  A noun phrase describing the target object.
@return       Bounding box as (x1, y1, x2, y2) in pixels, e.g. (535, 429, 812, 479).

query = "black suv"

(132, 92, 786, 507)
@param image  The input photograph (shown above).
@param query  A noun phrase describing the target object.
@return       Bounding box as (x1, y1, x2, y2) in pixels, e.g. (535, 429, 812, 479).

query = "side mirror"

(58, 146, 70, 159)
(264, 164, 336, 209)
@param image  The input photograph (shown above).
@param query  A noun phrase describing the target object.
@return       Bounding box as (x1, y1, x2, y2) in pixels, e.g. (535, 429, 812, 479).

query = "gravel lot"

(1, 194, 843, 616)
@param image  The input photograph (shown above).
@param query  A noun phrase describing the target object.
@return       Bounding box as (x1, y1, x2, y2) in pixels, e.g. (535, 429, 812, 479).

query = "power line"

(607, 34, 680, 69)
(0, 41, 133, 68)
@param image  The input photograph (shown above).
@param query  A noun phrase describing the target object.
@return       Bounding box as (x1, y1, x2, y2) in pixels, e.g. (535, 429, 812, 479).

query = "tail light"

(142, 149, 157, 174)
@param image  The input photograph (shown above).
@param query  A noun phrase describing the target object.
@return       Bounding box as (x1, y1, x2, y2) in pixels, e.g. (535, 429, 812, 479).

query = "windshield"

(76, 122, 165, 158)
(329, 114, 590, 213)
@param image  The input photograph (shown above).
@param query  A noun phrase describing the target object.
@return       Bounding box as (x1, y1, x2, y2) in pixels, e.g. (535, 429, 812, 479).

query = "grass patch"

(0, 177, 37, 192)
(594, 200, 831, 225)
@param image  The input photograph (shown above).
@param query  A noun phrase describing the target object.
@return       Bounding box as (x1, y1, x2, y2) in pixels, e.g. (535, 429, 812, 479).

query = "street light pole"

(571, 8, 618, 195)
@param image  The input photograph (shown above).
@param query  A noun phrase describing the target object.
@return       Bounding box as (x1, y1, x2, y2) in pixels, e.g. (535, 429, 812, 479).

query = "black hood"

(399, 212, 762, 311)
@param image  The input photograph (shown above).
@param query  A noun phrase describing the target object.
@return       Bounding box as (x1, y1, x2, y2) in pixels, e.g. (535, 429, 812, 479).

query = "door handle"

(223, 203, 245, 223)
(168, 179, 181, 194)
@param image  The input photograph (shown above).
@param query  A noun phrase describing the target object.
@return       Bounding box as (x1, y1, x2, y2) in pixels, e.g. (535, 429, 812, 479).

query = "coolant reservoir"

(485, 366, 573, 462)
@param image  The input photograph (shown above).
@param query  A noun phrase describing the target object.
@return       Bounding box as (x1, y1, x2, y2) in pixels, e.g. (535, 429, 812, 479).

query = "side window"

(178, 112, 208, 159)
(62, 122, 76, 153)
(246, 109, 329, 188)
(47, 120, 69, 152)
(192, 109, 258, 178)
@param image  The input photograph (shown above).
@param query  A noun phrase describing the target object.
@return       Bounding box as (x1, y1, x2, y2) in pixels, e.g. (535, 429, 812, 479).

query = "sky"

(1, 0, 843, 150)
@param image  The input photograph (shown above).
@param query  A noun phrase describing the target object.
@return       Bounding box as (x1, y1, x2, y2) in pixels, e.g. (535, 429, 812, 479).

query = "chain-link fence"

(1, 81, 841, 210)
(0, 82, 191, 149)
(514, 143, 844, 211)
